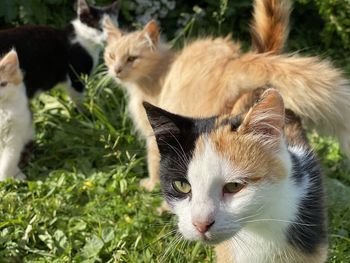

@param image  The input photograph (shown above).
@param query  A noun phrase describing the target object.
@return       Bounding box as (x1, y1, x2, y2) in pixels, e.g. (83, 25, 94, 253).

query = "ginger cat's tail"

(250, 0, 291, 54)
(247, 0, 350, 156)
(230, 53, 350, 157)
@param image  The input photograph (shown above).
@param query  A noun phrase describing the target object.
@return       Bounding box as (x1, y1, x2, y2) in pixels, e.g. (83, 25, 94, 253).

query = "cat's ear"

(143, 102, 194, 153)
(142, 20, 160, 46)
(238, 88, 285, 149)
(109, 1, 120, 14)
(103, 16, 122, 42)
(77, 0, 90, 15)
(0, 49, 20, 74)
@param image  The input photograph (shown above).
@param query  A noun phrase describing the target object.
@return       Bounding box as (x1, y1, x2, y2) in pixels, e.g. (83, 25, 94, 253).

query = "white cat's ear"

(77, 0, 90, 15)
(103, 16, 122, 42)
(0, 49, 19, 72)
(238, 88, 285, 149)
(143, 102, 194, 153)
(142, 20, 160, 46)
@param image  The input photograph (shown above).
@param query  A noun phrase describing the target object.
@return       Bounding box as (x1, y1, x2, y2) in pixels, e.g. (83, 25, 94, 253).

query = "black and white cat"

(144, 89, 328, 263)
(0, 0, 119, 103)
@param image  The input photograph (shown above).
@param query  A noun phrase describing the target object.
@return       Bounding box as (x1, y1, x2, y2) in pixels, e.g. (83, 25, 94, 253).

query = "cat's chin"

(200, 234, 233, 245)
(111, 75, 123, 84)
(114, 74, 135, 85)
(201, 237, 224, 246)
(108, 71, 126, 83)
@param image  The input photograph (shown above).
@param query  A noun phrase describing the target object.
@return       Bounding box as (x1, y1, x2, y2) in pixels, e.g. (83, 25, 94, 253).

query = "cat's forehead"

(192, 119, 286, 181)
(109, 31, 145, 51)
(0, 68, 22, 86)
(0, 56, 13, 71)
(0, 63, 7, 74)
(0, 66, 6, 74)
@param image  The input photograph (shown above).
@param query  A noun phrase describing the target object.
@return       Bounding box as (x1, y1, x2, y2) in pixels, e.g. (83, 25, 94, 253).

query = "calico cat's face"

(0, 50, 23, 98)
(104, 20, 160, 83)
(145, 89, 291, 244)
(77, 0, 119, 32)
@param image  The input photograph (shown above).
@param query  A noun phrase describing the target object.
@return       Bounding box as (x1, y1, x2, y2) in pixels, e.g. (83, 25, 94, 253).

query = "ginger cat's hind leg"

(140, 137, 160, 191)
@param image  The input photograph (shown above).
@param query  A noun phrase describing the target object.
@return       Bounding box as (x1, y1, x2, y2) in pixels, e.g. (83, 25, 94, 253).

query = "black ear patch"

(104, 1, 120, 14)
(77, 0, 90, 15)
(79, 5, 101, 29)
(77, 0, 119, 30)
(143, 102, 224, 155)
(143, 102, 195, 153)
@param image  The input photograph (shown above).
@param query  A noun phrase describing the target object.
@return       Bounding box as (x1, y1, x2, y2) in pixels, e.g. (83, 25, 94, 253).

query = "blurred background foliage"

(0, 0, 349, 69)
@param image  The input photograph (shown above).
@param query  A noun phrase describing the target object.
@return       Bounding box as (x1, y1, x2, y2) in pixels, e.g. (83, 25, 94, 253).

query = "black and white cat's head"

(72, 0, 119, 45)
(144, 89, 300, 245)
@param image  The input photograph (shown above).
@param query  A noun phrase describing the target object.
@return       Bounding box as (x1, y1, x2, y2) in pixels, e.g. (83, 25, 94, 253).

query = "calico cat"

(0, 50, 33, 181)
(144, 89, 328, 263)
(104, 0, 350, 191)
(0, 0, 119, 103)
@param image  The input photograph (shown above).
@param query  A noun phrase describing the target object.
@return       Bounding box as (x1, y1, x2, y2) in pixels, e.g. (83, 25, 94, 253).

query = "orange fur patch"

(208, 125, 287, 182)
(194, 89, 288, 182)
(215, 241, 235, 263)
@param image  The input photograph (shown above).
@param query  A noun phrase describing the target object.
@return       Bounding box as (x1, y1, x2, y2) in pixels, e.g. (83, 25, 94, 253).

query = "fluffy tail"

(229, 53, 350, 157)
(250, 0, 292, 54)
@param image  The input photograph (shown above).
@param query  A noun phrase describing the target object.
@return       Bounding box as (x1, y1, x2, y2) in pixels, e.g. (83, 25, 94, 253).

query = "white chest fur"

(0, 86, 33, 181)
(0, 91, 32, 143)
(71, 19, 104, 69)
(0, 109, 12, 146)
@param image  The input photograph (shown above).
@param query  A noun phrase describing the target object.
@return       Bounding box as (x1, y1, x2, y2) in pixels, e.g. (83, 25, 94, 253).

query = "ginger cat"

(104, 0, 350, 191)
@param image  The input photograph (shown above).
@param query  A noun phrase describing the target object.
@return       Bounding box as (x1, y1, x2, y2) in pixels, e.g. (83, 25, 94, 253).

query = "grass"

(0, 65, 349, 262)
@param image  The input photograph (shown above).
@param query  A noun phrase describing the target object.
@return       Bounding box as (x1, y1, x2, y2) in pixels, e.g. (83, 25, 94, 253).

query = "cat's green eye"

(127, 56, 138, 62)
(172, 180, 191, 194)
(223, 182, 245, 194)
(0, 81, 8, 87)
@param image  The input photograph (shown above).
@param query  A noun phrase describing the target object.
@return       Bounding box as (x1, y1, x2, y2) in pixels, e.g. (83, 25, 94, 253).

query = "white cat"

(0, 50, 33, 181)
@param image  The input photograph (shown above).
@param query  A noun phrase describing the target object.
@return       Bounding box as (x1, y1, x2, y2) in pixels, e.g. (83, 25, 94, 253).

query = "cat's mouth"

(115, 71, 131, 81)
(196, 232, 225, 245)
(202, 235, 219, 245)
(115, 72, 125, 79)
(110, 72, 126, 83)
(196, 230, 236, 245)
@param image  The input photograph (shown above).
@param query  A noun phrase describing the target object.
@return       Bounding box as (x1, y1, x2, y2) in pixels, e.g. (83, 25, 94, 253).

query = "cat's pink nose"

(192, 220, 215, 234)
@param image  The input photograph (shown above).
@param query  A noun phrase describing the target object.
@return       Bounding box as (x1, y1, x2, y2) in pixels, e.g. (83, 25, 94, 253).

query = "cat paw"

(140, 178, 157, 192)
(15, 171, 26, 181)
